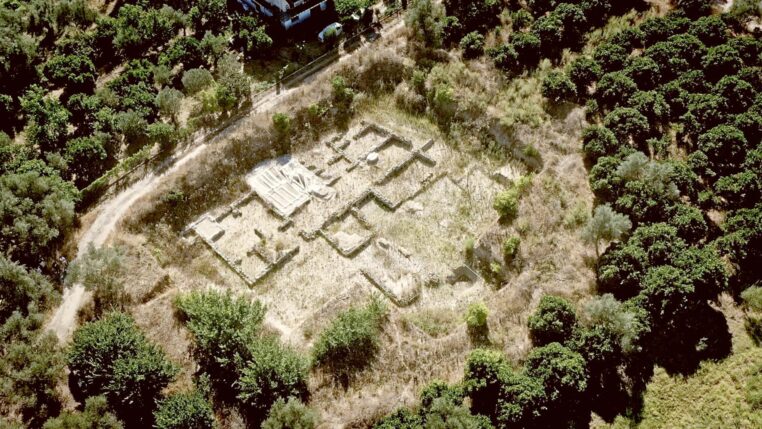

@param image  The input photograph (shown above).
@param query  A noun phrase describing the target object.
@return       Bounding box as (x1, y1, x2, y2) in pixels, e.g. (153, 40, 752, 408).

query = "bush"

(742, 287, 762, 312)
(460, 31, 485, 59)
(64, 245, 131, 319)
(582, 125, 619, 161)
(182, 68, 214, 95)
(236, 337, 310, 416)
(568, 56, 603, 96)
(262, 397, 318, 429)
(156, 87, 184, 122)
(154, 391, 215, 429)
(493, 189, 519, 220)
(603, 107, 650, 142)
(527, 295, 578, 347)
(312, 297, 387, 381)
(502, 236, 520, 262)
(596, 72, 638, 110)
(541, 71, 576, 103)
(174, 291, 265, 390)
(465, 302, 489, 331)
(272, 112, 292, 139)
(68, 312, 177, 425)
(462, 348, 509, 417)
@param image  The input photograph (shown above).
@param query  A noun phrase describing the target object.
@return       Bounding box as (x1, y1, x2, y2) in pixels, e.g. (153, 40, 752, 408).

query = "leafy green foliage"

(236, 337, 310, 416)
(0, 331, 64, 427)
(541, 71, 576, 103)
(154, 390, 216, 429)
(174, 290, 265, 390)
(312, 298, 387, 382)
(68, 312, 177, 425)
(42, 396, 122, 429)
(0, 170, 78, 264)
(460, 31, 485, 59)
(0, 256, 57, 323)
(528, 296, 578, 347)
(465, 302, 489, 331)
(182, 68, 214, 95)
(65, 245, 130, 320)
(262, 397, 318, 429)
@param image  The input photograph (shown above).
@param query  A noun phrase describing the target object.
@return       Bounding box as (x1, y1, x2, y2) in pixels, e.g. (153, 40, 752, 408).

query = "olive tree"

(582, 204, 632, 256)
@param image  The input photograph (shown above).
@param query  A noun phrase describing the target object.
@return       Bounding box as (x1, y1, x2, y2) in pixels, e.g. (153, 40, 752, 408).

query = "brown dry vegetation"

(93, 18, 602, 427)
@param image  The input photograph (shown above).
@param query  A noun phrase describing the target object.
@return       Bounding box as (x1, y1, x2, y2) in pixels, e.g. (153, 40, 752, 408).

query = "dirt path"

(46, 17, 404, 343)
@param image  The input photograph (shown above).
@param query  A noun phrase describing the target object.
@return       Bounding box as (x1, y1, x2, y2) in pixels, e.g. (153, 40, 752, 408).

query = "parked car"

(318, 22, 343, 42)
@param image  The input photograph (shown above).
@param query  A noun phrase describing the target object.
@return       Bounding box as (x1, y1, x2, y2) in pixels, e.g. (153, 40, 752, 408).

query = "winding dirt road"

(46, 17, 405, 343)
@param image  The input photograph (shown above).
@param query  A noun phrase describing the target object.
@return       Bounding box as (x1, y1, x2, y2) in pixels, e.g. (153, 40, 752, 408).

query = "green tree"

(64, 245, 130, 319)
(568, 56, 603, 96)
(334, 0, 372, 20)
(0, 256, 57, 323)
(542, 71, 576, 103)
(42, 396, 122, 429)
(582, 125, 619, 161)
(0, 170, 78, 265)
(528, 296, 578, 347)
(312, 298, 387, 382)
(460, 32, 485, 59)
(67, 312, 177, 425)
(624, 56, 661, 90)
(443, 0, 501, 33)
(154, 390, 216, 429)
(703, 44, 743, 81)
(462, 348, 509, 417)
(156, 87, 184, 123)
(262, 397, 318, 429)
(20, 85, 71, 154)
(174, 290, 265, 390)
(64, 136, 108, 188)
(595, 72, 637, 110)
(233, 16, 272, 59)
(677, 0, 713, 18)
(0, 331, 64, 427)
(189, 0, 228, 33)
(523, 343, 587, 418)
(182, 68, 214, 95)
(593, 43, 629, 73)
(603, 107, 650, 143)
(44, 54, 97, 92)
(236, 337, 310, 417)
(582, 204, 632, 257)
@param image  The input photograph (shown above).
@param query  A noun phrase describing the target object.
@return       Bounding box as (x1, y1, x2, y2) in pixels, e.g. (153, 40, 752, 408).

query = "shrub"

(465, 302, 489, 331)
(703, 44, 743, 81)
(596, 72, 637, 110)
(689, 15, 729, 46)
(582, 125, 619, 161)
(502, 236, 520, 262)
(68, 312, 177, 425)
(742, 287, 762, 313)
(174, 291, 265, 390)
(582, 204, 632, 256)
(312, 297, 387, 381)
(527, 295, 578, 346)
(262, 397, 318, 429)
(677, 0, 713, 18)
(236, 337, 310, 416)
(603, 107, 650, 142)
(182, 68, 214, 94)
(154, 391, 216, 429)
(272, 113, 292, 139)
(460, 31, 485, 59)
(541, 71, 576, 103)
(568, 56, 603, 96)
(462, 348, 509, 417)
(493, 189, 519, 220)
(624, 56, 661, 90)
